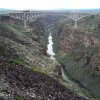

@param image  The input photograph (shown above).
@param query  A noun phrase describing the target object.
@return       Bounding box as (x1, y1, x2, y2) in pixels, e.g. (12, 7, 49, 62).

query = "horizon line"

(1, 7, 100, 11)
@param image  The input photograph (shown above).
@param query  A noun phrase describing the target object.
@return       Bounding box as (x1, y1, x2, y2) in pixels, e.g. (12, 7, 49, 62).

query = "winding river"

(47, 31, 55, 60)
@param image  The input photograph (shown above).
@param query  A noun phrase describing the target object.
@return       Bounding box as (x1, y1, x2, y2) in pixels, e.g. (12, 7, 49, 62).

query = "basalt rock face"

(0, 16, 86, 100)
(0, 16, 23, 26)
(59, 27, 100, 52)
(55, 26, 100, 99)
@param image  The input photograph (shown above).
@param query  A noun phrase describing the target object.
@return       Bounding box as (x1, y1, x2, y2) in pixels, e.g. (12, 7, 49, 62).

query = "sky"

(0, 0, 100, 10)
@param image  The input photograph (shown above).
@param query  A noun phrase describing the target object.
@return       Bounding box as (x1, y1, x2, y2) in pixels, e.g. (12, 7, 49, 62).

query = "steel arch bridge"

(0, 11, 94, 28)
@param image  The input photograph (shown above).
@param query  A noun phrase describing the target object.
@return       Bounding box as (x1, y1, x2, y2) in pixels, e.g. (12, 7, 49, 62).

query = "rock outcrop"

(59, 28, 100, 51)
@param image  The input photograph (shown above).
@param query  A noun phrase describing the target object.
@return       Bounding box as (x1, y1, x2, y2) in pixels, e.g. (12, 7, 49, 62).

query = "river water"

(47, 32, 55, 60)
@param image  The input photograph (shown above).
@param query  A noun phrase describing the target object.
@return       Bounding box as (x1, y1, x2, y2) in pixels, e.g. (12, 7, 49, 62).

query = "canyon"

(0, 13, 100, 100)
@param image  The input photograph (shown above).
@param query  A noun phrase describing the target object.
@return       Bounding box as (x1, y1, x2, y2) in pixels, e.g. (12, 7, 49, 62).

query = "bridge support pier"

(24, 20, 27, 29)
(0, 16, 2, 23)
(74, 20, 78, 28)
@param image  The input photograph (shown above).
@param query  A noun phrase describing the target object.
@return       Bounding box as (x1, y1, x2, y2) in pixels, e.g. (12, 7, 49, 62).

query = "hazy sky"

(0, 0, 100, 10)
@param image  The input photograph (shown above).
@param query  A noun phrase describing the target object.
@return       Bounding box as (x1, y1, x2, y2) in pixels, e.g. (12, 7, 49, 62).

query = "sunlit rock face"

(59, 28, 100, 52)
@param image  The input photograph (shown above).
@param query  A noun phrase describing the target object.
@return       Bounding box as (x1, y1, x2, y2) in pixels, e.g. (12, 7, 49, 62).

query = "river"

(47, 31, 55, 60)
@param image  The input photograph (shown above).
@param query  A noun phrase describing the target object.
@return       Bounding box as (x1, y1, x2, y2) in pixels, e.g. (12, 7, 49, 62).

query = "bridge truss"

(0, 11, 94, 28)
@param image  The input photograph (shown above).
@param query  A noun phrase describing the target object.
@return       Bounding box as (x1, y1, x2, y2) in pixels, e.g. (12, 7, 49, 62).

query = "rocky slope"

(0, 58, 86, 100)
(53, 23, 100, 99)
(78, 14, 100, 34)
(0, 16, 86, 100)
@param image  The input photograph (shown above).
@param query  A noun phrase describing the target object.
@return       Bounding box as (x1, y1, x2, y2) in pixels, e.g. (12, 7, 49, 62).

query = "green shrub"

(8, 58, 24, 65)
(15, 96, 22, 100)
